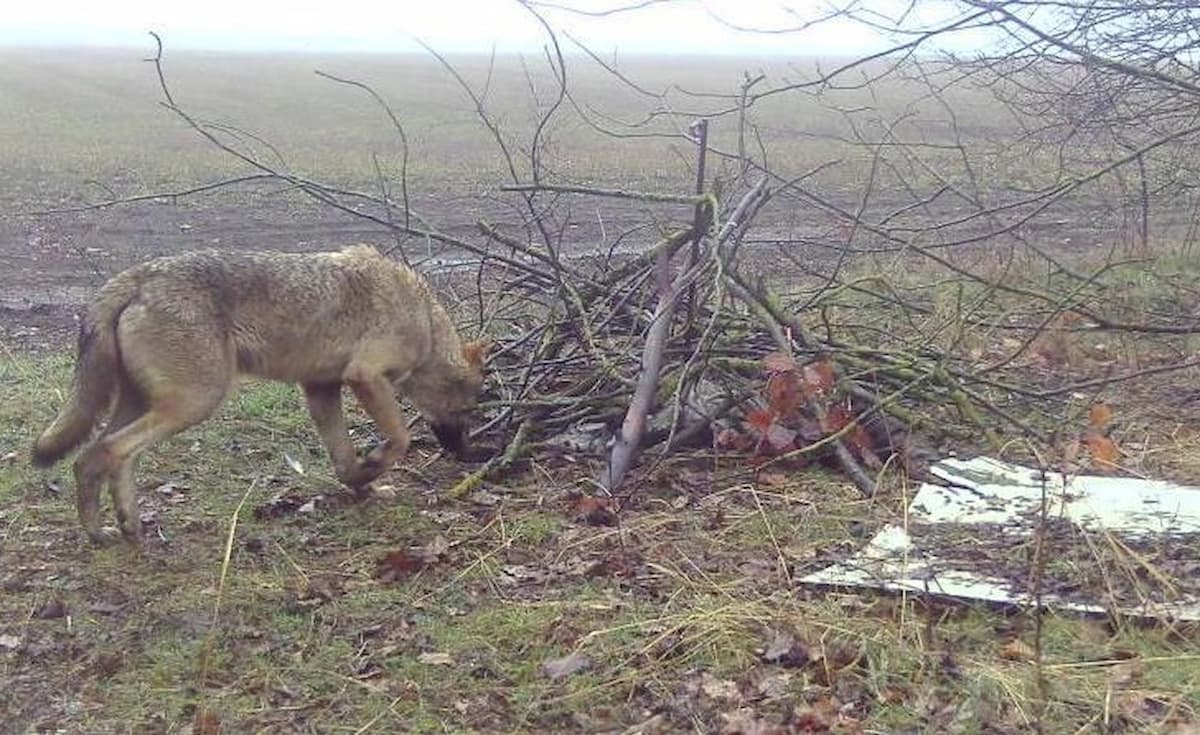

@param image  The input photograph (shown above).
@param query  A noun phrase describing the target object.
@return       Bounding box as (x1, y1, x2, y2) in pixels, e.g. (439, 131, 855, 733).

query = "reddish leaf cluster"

(374, 535, 451, 583)
(717, 353, 879, 469)
(1083, 402, 1120, 468)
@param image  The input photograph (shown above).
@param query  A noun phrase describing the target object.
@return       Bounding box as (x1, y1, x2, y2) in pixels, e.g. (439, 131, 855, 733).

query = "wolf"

(31, 243, 488, 546)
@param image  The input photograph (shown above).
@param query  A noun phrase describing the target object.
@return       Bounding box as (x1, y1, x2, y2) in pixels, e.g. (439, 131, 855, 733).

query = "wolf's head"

(405, 339, 490, 459)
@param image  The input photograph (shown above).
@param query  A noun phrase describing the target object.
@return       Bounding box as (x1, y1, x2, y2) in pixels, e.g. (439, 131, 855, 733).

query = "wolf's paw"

(342, 459, 386, 490)
(88, 526, 125, 547)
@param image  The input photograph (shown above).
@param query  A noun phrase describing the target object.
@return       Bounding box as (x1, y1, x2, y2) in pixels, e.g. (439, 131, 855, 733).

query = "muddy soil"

(1, 181, 1142, 358)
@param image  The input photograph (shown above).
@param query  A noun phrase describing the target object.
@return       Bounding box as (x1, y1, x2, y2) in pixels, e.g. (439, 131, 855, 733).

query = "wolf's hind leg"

(73, 441, 116, 546)
(90, 305, 232, 545)
(99, 381, 148, 543)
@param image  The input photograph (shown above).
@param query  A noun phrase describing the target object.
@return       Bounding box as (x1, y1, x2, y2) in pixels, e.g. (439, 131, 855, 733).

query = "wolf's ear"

(461, 339, 492, 368)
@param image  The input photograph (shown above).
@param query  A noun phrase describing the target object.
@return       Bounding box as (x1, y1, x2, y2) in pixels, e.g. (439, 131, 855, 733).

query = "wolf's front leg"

(303, 381, 388, 494)
(344, 369, 411, 481)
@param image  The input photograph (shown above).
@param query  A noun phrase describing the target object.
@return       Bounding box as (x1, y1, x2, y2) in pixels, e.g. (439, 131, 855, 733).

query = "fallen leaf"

(253, 492, 310, 520)
(418, 651, 454, 666)
(691, 671, 741, 705)
(294, 574, 345, 607)
(790, 707, 832, 733)
(0, 634, 21, 650)
(822, 404, 854, 433)
(745, 408, 776, 434)
(762, 351, 798, 374)
(283, 453, 305, 476)
(93, 651, 124, 678)
(801, 359, 836, 396)
(573, 496, 617, 526)
(999, 638, 1036, 662)
(34, 599, 67, 620)
(1084, 432, 1120, 467)
(1088, 403, 1114, 430)
(193, 707, 221, 735)
(720, 708, 790, 734)
(1108, 659, 1145, 687)
(375, 550, 431, 583)
(761, 629, 810, 668)
(756, 472, 790, 488)
(766, 372, 802, 418)
(153, 482, 187, 496)
(763, 423, 797, 453)
(88, 601, 125, 615)
(715, 427, 753, 452)
(371, 483, 399, 500)
(541, 652, 591, 680)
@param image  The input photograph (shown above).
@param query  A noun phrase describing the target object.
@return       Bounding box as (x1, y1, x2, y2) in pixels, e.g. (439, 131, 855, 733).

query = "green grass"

(2, 348, 1198, 731)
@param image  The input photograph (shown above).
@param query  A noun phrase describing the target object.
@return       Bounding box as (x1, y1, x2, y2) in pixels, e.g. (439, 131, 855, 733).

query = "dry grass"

(0, 353, 1197, 732)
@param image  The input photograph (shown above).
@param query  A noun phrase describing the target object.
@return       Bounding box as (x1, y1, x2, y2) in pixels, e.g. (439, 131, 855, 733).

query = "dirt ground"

(0, 194, 409, 351)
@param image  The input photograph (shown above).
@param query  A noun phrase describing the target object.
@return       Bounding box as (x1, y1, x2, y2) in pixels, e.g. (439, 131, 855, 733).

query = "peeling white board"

(801, 456, 1200, 620)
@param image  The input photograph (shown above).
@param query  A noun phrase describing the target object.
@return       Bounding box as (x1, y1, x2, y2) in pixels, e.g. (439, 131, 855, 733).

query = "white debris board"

(801, 456, 1200, 620)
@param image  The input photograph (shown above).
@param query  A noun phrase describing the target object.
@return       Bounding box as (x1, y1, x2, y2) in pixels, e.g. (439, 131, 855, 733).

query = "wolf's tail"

(31, 273, 140, 467)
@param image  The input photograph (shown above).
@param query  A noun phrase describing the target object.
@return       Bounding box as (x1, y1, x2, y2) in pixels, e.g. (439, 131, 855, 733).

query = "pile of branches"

(448, 167, 999, 498)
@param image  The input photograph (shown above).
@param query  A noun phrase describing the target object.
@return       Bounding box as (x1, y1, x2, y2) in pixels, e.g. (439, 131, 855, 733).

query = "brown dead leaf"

(1084, 432, 1121, 467)
(573, 496, 617, 526)
(762, 423, 797, 453)
(696, 671, 741, 704)
(789, 708, 833, 733)
(294, 573, 345, 607)
(193, 707, 222, 735)
(375, 536, 451, 583)
(801, 359, 836, 396)
(809, 642, 861, 686)
(33, 599, 67, 620)
(92, 651, 124, 679)
(766, 372, 802, 418)
(375, 550, 430, 583)
(999, 638, 1037, 662)
(1089, 402, 1114, 430)
(1108, 659, 1145, 687)
(879, 684, 908, 705)
(719, 708, 789, 735)
(745, 407, 776, 434)
(761, 629, 810, 668)
(1033, 332, 1073, 368)
(762, 351, 798, 374)
(756, 471, 791, 488)
(417, 651, 455, 666)
(715, 427, 754, 452)
(541, 651, 591, 680)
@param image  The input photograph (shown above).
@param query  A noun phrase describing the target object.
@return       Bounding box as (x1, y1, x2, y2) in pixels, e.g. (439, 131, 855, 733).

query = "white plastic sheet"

(801, 456, 1200, 619)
